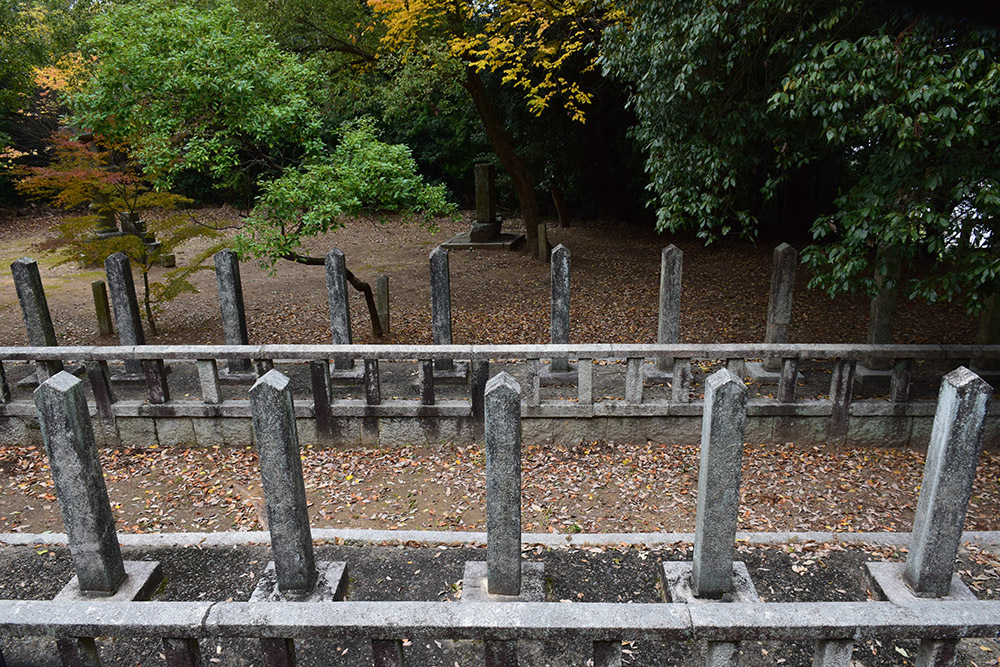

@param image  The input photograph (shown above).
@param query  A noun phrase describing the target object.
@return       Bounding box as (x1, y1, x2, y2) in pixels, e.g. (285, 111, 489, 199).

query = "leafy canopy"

(604, 0, 1000, 312)
(70, 0, 325, 189)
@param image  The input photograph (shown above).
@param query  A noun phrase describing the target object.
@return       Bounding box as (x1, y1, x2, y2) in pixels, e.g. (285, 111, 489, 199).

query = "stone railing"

(2, 363, 996, 666)
(0, 342, 998, 448)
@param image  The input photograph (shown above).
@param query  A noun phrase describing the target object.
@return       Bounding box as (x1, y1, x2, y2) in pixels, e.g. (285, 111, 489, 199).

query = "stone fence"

(3, 364, 996, 666)
(0, 342, 999, 449)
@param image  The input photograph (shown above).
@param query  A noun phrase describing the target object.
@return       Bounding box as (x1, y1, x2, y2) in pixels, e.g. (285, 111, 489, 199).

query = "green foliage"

(69, 0, 326, 190)
(236, 118, 455, 266)
(604, 1, 1000, 312)
(0, 0, 49, 186)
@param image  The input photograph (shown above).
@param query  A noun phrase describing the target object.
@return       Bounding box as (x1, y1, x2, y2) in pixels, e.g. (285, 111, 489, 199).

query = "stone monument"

(442, 164, 525, 250)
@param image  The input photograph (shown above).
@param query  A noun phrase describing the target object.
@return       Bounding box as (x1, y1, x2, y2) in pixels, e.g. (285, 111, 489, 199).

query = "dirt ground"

(0, 206, 978, 348)
(0, 207, 993, 541)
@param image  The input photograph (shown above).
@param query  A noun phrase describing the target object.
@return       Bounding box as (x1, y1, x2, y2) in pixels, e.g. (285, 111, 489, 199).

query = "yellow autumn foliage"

(368, 0, 627, 123)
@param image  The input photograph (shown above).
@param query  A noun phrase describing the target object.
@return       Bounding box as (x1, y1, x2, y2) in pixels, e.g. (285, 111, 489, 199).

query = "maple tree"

(368, 0, 623, 246)
(17, 131, 221, 334)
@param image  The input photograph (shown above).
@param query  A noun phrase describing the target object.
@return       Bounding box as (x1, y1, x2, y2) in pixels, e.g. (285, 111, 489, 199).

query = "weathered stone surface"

(485, 372, 522, 596)
(475, 163, 497, 225)
(91, 281, 114, 337)
(430, 246, 454, 372)
(550, 245, 570, 372)
(214, 250, 251, 374)
(812, 639, 854, 667)
(692, 368, 748, 599)
(12, 257, 63, 380)
(324, 249, 352, 371)
(763, 243, 797, 373)
(657, 245, 683, 372)
(105, 252, 145, 375)
(376, 275, 390, 336)
(34, 371, 126, 594)
(904, 367, 992, 597)
(250, 370, 318, 594)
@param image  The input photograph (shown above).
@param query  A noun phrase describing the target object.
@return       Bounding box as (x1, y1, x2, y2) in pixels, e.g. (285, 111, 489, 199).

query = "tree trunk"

(463, 68, 540, 248)
(550, 185, 569, 228)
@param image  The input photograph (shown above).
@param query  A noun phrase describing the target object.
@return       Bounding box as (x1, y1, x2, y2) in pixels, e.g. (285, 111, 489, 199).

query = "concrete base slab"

(745, 362, 804, 385)
(540, 363, 579, 387)
(330, 362, 365, 385)
(16, 364, 84, 388)
(661, 561, 759, 603)
(433, 361, 469, 384)
(642, 366, 673, 384)
(461, 561, 546, 602)
(441, 232, 525, 251)
(249, 560, 349, 602)
(54, 560, 163, 601)
(854, 365, 893, 386)
(866, 561, 976, 602)
(218, 368, 257, 385)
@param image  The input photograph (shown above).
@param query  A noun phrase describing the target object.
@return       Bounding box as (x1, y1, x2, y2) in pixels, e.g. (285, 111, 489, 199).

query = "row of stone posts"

(25, 345, 992, 665)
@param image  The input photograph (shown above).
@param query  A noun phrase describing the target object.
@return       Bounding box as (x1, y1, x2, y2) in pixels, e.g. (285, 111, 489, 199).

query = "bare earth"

(0, 207, 992, 538)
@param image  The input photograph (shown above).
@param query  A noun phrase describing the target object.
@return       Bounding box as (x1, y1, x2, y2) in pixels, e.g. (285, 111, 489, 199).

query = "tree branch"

(279, 252, 384, 337)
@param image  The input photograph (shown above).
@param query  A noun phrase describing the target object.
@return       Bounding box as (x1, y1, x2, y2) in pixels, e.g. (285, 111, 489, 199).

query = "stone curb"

(2, 529, 998, 549)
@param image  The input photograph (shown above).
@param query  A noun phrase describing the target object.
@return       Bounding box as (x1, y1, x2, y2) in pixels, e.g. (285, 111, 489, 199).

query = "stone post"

(550, 244, 571, 373)
(34, 372, 126, 594)
(91, 281, 113, 337)
(11, 257, 63, 380)
(90, 192, 119, 238)
(485, 372, 522, 596)
(537, 224, 549, 263)
(430, 246, 454, 372)
(475, 163, 496, 225)
(762, 244, 796, 372)
(104, 252, 145, 376)
(214, 249, 251, 374)
(250, 370, 318, 594)
(905, 367, 992, 597)
(864, 249, 899, 371)
(656, 245, 683, 372)
(325, 249, 353, 371)
(692, 368, 748, 599)
(376, 275, 390, 336)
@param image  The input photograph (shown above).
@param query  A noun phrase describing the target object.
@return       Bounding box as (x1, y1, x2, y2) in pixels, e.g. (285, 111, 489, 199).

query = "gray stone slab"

(325, 249, 352, 371)
(866, 562, 976, 603)
(250, 370, 318, 594)
(104, 253, 145, 376)
(539, 362, 578, 386)
(461, 561, 546, 602)
(54, 560, 163, 602)
(656, 245, 682, 372)
(692, 369, 747, 599)
(744, 361, 804, 384)
(905, 367, 992, 597)
(430, 246, 454, 372)
(440, 232, 525, 250)
(485, 372, 522, 596)
(762, 243, 797, 373)
(249, 561, 348, 603)
(214, 249, 251, 374)
(550, 245, 571, 372)
(35, 372, 127, 594)
(661, 561, 759, 604)
(432, 360, 468, 383)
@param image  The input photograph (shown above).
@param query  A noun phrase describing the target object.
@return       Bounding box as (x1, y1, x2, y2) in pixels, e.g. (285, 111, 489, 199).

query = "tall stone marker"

(35, 372, 126, 594)
(430, 246, 454, 372)
(905, 367, 992, 597)
(692, 368, 748, 599)
(11, 257, 63, 379)
(485, 372, 522, 596)
(325, 249, 353, 371)
(762, 243, 797, 372)
(105, 252, 145, 375)
(250, 370, 318, 594)
(656, 245, 683, 373)
(214, 249, 252, 374)
(471, 163, 501, 242)
(550, 244, 571, 373)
